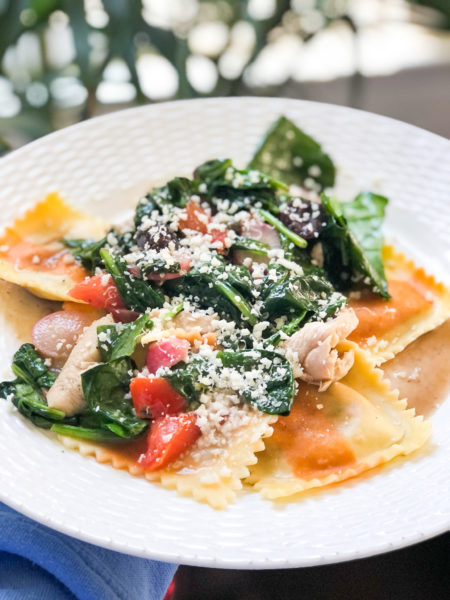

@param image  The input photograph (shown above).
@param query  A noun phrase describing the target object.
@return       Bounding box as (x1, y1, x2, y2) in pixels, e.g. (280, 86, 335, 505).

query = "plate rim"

(0, 96, 449, 568)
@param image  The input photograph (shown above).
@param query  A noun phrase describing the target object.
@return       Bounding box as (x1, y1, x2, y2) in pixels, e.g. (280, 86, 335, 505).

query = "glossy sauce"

(383, 318, 450, 416)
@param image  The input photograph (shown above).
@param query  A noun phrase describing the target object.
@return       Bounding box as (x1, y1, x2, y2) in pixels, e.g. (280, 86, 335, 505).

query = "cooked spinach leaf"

(321, 192, 390, 298)
(163, 357, 211, 406)
(0, 344, 64, 429)
(137, 258, 181, 276)
(81, 357, 147, 438)
(167, 258, 256, 325)
(259, 209, 307, 249)
(230, 236, 269, 256)
(101, 248, 165, 312)
(265, 311, 308, 348)
(259, 264, 346, 320)
(50, 423, 132, 442)
(10, 343, 57, 389)
(135, 177, 197, 227)
(249, 116, 335, 190)
(63, 236, 107, 273)
(194, 158, 284, 213)
(97, 314, 153, 362)
(217, 349, 295, 415)
(278, 233, 323, 276)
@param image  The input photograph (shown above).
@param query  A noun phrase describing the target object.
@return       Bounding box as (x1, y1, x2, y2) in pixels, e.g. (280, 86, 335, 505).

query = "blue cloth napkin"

(0, 503, 177, 600)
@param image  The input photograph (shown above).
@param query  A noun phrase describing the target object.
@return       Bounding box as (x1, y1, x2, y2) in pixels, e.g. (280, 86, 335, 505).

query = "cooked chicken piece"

(172, 310, 214, 333)
(46, 314, 114, 416)
(282, 308, 359, 390)
(141, 309, 215, 346)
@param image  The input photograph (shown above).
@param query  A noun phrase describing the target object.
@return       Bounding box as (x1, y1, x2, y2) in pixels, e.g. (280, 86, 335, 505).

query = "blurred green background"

(1, 0, 449, 154)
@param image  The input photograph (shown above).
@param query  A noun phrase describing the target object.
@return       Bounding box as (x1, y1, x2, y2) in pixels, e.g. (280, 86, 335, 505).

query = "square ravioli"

(57, 409, 276, 509)
(0, 193, 107, 301)
(246, 341, 431, 500)
(347, 246, 450, 364)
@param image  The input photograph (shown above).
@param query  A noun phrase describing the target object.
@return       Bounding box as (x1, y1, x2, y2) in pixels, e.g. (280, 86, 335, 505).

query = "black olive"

(135, 224, 179, 250)
(279, 198, 326, 241)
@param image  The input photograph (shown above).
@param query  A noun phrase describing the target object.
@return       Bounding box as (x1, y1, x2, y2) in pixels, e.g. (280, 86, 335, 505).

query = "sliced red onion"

(241, 219, 280, 249)
(32, 310, 92, 361)
(146, 337, 190, 374)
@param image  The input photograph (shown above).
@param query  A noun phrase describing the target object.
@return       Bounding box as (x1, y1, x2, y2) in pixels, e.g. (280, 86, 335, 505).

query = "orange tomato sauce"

(0, 234, 87, 282)
(272, 383, 355, 480)
(348, 279, 434, 344)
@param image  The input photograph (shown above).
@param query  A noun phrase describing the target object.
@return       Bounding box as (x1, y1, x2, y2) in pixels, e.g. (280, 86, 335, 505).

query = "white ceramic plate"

(0, 98, 449, 568)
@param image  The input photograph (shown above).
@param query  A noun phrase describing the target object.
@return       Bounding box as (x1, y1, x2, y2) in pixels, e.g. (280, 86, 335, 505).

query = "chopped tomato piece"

(210, 229, 228, 251)
(130, 376, 186, 419)
(69, 274, 125, 311)
(138, 412, 201, 471)
(146, 337, 190, 374)
(178, 200, 210, 233)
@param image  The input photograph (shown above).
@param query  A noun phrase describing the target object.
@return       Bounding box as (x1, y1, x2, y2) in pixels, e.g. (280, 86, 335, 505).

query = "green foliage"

(217, 349, 295, 415)
(230, 236, 269, 256)
(321, 192, 390, 298)
(0, 2, 448, 148)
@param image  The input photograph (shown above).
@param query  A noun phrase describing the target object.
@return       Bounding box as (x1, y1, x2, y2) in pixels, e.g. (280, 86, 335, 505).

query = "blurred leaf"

(30, 0, 61, 20)
(0, 136, 11, 156)
(407, 0, 450, 28)
(0, 0, 27, 60)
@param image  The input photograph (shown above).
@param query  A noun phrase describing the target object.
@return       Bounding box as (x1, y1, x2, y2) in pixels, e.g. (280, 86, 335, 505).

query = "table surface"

(174, 533, 449, 600)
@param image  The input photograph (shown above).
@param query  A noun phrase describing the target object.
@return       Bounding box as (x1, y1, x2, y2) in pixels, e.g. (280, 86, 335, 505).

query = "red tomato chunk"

(130, 376, 186, 420)
(69, 275, 125, 311)
(138, 413, 201, 471)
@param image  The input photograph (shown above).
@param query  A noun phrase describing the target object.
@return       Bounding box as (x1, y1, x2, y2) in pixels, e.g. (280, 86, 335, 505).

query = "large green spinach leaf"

(0, 344, 64, 429)
(81, 357, 147, 438)
(249, 116, 335, 191)
(321, 192, 390, 298)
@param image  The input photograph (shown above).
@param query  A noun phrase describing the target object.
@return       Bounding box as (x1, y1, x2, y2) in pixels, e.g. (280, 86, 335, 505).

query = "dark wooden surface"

(174, 533, 449, 600)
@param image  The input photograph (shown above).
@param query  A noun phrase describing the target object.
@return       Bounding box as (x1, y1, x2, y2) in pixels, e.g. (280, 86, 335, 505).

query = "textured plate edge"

(0, 97, 449, 568)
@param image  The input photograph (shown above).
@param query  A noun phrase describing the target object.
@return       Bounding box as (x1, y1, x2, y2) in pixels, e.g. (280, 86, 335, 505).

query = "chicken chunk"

(282, 308, 359, 390)
(46, 314, 114, 416)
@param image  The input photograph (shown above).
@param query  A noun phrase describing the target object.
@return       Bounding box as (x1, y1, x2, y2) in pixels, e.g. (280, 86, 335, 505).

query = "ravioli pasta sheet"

(247, 342, 431, 500)
(0, 193, 107, 301)
(58, 410, 276, 509)
(348, 246, 450, 364)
